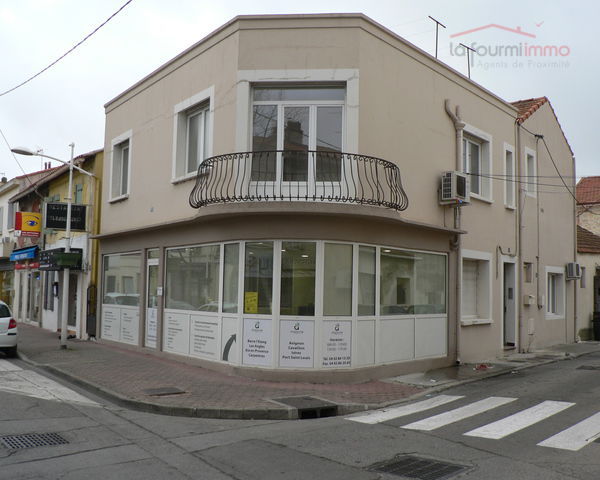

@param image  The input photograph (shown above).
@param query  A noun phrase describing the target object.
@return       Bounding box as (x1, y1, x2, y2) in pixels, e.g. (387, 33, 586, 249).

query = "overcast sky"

(0, 0, 595, 184)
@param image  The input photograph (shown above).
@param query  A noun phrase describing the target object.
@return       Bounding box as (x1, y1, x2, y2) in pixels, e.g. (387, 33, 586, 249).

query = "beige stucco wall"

(516, 102, 576, 350)
(100, 14, 577, 372)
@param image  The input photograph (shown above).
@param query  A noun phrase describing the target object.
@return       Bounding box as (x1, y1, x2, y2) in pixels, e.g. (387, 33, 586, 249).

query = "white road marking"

(464, 400, 574, 439)
(0, 368, 99, 406)
(402, 397, 517, 431)
(0, 359, 22, 372)
(347, 395, 464, 425)
(538, 412, 600, 451)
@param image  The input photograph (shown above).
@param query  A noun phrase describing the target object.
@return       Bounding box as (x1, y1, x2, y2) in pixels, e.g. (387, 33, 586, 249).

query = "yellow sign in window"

(244, 292, 258, 314)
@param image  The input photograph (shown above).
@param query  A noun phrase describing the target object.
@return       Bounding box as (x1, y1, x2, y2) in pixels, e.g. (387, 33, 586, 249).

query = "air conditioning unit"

(566, 262, 581, 279)
(440, 171, 470, 205)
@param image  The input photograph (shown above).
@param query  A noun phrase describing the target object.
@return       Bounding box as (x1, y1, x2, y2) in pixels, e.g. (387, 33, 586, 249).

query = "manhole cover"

(143, 387, 186, 396)
(273, 396, 338, 419)
(0, 433, 69, 449)
(370, 455, 467, 480)
(577, 365, 600, 370)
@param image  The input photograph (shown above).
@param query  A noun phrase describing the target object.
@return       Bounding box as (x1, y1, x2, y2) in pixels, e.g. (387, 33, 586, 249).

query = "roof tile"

(577, 177, 600, 205)
(578, 225, 600, 254)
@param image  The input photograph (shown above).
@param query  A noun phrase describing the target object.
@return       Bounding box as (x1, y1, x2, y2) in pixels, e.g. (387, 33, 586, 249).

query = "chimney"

(1, 177, 6, 184)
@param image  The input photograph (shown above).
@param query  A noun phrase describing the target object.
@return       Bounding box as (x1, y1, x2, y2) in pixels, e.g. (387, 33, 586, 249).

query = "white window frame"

(0, 206, 3, 234)
(462, 124, 493, 202)
(504, 142, 516, 209)
(545, 266, 565, 319)
(109, 130, 132, 202)
(172, 86, 214, 183)
(461, 249, 493, 325)
(7, 202, 15, 230)
(525, 147, 537, 198)
(236, 69, 359, 153)
(251, 89, 346, 184)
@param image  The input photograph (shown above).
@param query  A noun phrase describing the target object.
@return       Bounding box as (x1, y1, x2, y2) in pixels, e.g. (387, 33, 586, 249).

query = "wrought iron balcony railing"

(189, 150, 409, 211)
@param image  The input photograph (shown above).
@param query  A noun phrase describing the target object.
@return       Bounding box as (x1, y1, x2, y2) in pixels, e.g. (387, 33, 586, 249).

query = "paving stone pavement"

(15, 324, 600, 420)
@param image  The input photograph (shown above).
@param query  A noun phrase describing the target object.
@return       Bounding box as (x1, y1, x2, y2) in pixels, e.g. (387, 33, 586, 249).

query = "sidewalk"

(15, 324, 600, 420)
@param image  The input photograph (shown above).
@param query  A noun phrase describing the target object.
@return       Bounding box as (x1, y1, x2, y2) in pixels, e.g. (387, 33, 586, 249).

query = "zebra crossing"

(347, 394, 600, 452)
(0, 359, 99, 406)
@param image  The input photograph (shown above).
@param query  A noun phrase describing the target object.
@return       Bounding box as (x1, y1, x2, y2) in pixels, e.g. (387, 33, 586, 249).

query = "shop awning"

(9, 246, 39, 261)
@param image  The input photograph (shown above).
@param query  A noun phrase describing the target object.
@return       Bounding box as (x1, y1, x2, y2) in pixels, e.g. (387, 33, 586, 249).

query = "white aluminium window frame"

(172, 86, 214, 183)
(462, 123, 493, 202)
(545, 265, 565, 319)
(461, 249, 493, 325)
(109, 130, 132, 202)
(525, 146, 537, 198)
(235, 69, 359, 153)
(504, 142, 516, 209)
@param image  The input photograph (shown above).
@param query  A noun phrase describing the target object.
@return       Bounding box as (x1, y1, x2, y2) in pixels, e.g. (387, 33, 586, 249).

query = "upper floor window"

(462, 125, 492, 201)
(251, 85, 345, 183)
(185, 104, 210, 175)
(74, 184, 83, 204)
(525, 148, 537, 197)
(504, 144, 515, 208)
(7, 202, 15, 230)
(0, 206, 3, 234)
(172, 87, 213, 181)
(111, 138, 130, 200)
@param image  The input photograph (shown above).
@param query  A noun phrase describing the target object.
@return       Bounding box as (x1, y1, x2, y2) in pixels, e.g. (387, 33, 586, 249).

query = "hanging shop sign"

(45, 203, 87, 231)
(14, 262, 40, 270)
(14, 212, 42, 237)
(10, 245, 39, 261)
(39, 248, 83, 271)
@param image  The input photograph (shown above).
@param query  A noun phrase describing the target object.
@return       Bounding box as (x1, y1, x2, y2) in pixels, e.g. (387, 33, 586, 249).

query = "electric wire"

(0, 125, 46, 196)
(0, 0, 135, 97)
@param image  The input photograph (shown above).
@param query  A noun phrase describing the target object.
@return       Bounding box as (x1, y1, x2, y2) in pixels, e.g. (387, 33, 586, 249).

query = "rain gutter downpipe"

(445, 99, 465, 365)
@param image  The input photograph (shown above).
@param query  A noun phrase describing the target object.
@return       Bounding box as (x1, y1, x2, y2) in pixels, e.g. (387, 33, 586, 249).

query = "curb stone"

(15, 346, 599, 420)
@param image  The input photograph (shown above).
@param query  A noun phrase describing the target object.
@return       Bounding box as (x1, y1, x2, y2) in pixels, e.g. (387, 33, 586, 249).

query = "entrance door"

(503, 263, 516, 347)
(145, 260, 159, 348)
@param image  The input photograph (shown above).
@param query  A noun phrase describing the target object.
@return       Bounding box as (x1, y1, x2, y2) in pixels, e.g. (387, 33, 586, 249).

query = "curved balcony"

(189, 150, 409, 211)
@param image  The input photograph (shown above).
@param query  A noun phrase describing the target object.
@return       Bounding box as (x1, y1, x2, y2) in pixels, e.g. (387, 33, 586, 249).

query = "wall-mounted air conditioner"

(440, 171, 470, 205)
(566, 262, 581, 279)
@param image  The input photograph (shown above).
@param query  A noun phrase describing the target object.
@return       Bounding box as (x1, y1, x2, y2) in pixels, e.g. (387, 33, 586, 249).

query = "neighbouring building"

(576, 177, 600, 339)
(97, 14, 577, 381)
(576, 226, 600, 340)
(576, 176, 600, 234)
(2, 167, 58, 316)
(9, 151, 103, 338)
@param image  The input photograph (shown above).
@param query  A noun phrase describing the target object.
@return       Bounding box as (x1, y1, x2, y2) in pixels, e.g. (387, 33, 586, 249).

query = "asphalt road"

(2, 352, 600, 479)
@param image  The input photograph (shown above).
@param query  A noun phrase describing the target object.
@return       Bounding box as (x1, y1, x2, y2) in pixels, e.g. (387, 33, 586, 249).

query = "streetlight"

(12, 145, 95, 349)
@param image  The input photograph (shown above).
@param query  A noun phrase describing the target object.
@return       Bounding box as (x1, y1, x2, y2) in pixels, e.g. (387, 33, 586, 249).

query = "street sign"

(45, 203, 87, 231)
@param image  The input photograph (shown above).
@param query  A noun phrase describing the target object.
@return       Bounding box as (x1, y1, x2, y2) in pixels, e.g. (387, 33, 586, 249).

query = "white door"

(503, 263, 516, 346)
(145, 260, 159, 348)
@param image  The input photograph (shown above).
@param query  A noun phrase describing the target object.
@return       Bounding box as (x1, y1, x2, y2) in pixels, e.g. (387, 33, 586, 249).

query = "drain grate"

(0, 433, 69, 450)
(577, 365, 600, 371)
(273, 396, 338, 419)
(370, 455, 467, 480)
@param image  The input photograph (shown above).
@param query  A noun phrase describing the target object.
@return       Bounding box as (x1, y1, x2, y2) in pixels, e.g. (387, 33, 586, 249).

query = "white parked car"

(0, 301, 17, 358)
